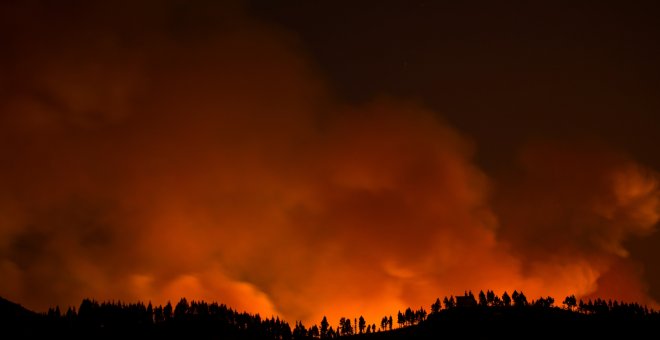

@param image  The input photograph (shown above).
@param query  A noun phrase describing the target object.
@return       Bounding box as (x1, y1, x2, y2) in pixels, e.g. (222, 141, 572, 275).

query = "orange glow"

(0, 1, 658, 327)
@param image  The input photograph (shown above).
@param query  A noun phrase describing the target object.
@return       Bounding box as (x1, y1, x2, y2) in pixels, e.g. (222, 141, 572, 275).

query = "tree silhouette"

(163, 301, 172, 321)
(18, 297, 298, 339)
(309, 325, 319, 338)
(65, 306, 76, 321)
(416, 307, 427, 323)
(563, 295, 577, 311)
(77, 298, 98, 327)
(339, 317, 353, 336)
(431, 298, 441, 314)
(513, 291, 528, 307)
(358, 315, 366, 334)
(478, 291, 487, 307)
(578, 299, 586, 313)
(146, 302, 153, 324)
(546, 296, 555, 308)
(327, 326, 336, 339)
(153, 305, 163, 323)
(174, 298, 189, 319)
(320, 316, 329, 338)
(293, 321, 307, 339)
(345, 318, 353, 335)
(3, 292, 659, 340)
(486, 290, 496, 306)
(47, 306, 61, 319)
(381, 316, 388, 331)
(443, 296, 456, 309)
(502, 291, 511, 307)
(405, 308, 414, 326)
(533, 296, 554, 308)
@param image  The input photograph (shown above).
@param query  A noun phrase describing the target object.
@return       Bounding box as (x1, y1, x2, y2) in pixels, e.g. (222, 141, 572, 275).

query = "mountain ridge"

(1, 294, 657, 339)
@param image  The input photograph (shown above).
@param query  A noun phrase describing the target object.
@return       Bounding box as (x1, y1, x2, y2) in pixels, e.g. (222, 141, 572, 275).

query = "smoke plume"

(0, 1, 658, 325)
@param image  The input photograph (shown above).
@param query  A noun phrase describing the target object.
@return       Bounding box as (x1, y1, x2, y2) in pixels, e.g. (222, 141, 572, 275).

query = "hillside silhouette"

(1, 291, 658, 339)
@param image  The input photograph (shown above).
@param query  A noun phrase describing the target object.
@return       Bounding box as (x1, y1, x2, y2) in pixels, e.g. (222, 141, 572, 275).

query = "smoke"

(1, 1, 658, 325)
(495, 142, 659, 304)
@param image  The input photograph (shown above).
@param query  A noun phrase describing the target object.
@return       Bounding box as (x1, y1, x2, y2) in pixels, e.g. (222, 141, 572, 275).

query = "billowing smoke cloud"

(495, 142, 659, 304)
(1, 1, 658, 326)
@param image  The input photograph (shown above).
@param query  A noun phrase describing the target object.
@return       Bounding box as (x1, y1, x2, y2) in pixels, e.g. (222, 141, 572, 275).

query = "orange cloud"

(0, 1, 658, 328)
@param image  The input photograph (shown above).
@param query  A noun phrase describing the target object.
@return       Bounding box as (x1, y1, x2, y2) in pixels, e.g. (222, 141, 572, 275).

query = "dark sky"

(250, 0, 660, 299)
(1, 0, 659, 324)
(251, 0, 660, 169)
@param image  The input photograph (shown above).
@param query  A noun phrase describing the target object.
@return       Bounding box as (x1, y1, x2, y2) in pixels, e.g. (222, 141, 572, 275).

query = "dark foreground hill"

(358, 306, 659, 339)
(0, 296, 42, 336)
(1, 295, 658, 339)
(0, 296, 36, 318)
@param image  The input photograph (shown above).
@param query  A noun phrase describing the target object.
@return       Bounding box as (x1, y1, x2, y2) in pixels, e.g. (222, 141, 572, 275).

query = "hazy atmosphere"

(1, 0, 659, 325)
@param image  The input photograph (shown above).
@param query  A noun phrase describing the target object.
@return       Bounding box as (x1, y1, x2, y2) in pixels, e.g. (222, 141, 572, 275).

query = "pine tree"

(320, 316, 329, 338)
(502, 292, 511, 307)
(431, 298, 441, 313)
